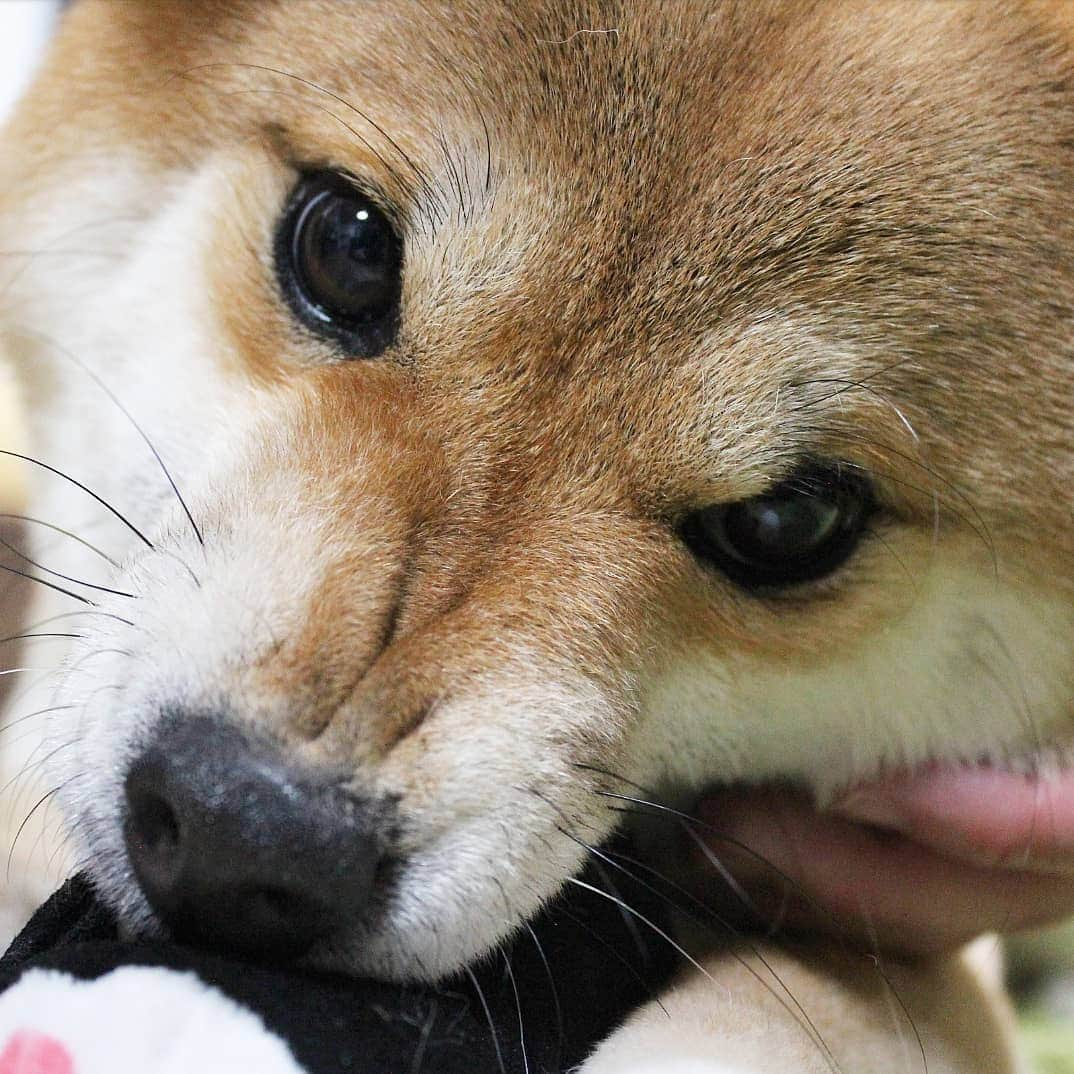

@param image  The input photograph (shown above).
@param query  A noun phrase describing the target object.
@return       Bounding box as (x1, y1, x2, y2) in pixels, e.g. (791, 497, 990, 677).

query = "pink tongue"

(835, 764, 1074, 867)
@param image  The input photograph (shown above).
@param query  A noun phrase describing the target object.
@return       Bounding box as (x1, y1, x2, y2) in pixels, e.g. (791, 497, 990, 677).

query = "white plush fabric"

(0, 967, 307, 1074)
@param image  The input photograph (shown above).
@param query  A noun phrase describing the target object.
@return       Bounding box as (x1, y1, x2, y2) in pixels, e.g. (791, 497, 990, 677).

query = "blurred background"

(0, 1, 57, 507)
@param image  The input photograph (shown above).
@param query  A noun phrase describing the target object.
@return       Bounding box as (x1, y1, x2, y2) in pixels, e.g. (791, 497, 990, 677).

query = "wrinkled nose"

(123, 715, 379, 961)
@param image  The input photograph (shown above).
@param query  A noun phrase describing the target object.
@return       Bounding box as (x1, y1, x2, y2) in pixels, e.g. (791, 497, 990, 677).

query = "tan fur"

(584, 941, 1021, 1074)
(1, 1, 1072, 1069)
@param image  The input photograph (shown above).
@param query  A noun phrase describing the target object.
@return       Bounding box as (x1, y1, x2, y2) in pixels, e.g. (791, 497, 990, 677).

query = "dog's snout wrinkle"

(123, 713, 383, 962)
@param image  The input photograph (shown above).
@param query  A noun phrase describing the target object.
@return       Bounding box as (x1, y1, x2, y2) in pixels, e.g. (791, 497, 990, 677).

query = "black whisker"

(838, 445, 997, 574)
(175, 64, 444, 224)
(7, 767, 83, 883)
(0, 714, 73, 756)
(870, 949, 930, 1074)
(243, 65, 441, 207)
(0, 703, 76, 737)
(789, 358, 915, 403)
(7, 328, 204, 550)
(596, 791, 849, 936)
(7, 786, 58, 881)
(0, 563, 95, 606)
(43, 771, 88, 874)
(676, 821, 759, 914)
(0, 632, 82, 647)
(576, 765, 859, 932)
(0, 514, 122, 570)
(11, 609, 136, 634)
(479, 105, 494, 194)
(0, 534, 135, 599)
(182, 83, 429, 225)
(789, 359, 921, 444)
(1, 737, 76, 818)
(868, 528, 918, 589)
(435, 129, 463, 219)
(61, 647, 134, 684)
(0, 449, 153, 549)
(588, 857, 649, 965)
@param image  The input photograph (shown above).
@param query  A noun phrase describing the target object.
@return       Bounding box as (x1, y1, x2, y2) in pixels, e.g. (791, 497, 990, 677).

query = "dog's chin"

(315, 853, 599, 983)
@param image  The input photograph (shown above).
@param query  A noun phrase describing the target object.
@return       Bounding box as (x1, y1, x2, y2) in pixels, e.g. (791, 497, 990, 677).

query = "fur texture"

(1, 1, 1072, 1069)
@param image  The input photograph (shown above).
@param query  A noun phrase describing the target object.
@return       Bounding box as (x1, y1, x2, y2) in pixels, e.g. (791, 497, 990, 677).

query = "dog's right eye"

(276, 173, 403, 358)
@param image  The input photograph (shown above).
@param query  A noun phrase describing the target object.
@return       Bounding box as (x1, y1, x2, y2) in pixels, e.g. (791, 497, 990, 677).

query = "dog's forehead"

(66, 0, 983, 235)
(71, 0, 1070, 342)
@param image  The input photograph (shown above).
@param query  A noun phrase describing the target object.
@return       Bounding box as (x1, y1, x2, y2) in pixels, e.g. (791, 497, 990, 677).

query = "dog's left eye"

(682, 464, 873, 588)
(276, 173, 403, 357)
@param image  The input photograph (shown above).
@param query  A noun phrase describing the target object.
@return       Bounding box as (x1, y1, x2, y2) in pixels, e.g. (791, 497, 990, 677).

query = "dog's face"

(1, 0, 1072, 980)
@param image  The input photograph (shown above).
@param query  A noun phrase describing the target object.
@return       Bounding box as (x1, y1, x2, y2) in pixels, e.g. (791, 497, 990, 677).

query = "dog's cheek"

(635, 545, 1074, 802)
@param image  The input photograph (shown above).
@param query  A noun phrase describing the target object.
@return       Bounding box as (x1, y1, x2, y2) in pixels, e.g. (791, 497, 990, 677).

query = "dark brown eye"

(682, 464, 873, 588)
(276, 172, 403, 357)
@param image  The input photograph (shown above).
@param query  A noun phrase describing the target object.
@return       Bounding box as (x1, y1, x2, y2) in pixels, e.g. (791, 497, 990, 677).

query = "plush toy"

(0, 850, 679, 1074)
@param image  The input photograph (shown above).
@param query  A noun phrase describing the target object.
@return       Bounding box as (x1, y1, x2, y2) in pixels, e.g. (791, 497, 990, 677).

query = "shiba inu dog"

(1, 1, 1072, 1069)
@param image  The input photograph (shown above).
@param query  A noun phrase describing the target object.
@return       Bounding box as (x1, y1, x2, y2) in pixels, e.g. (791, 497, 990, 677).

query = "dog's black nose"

(123, 715, 378, 961)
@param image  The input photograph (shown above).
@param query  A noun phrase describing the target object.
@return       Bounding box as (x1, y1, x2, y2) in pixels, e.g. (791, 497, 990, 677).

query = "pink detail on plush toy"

(0, 1031, 75, 1074)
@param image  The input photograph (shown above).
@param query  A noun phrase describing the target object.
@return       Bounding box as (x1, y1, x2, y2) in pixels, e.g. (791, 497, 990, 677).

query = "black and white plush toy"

(0, 859, 679, 1074)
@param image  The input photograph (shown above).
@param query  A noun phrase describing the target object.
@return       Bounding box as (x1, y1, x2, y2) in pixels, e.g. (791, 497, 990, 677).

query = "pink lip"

(834, 763, 1074, 871)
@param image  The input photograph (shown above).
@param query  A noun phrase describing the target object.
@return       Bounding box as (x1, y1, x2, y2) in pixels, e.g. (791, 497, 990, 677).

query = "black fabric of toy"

(0, 848, 680, 1074)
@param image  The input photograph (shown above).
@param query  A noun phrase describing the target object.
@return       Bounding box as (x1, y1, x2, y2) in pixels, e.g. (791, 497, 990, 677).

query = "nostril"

(124, 777, 186, 896)
(129, 789, 181, 855)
